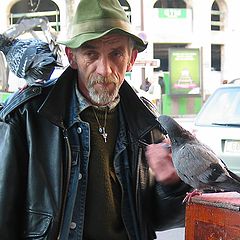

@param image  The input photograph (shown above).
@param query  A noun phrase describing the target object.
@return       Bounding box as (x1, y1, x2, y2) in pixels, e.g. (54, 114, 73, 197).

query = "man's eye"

(85, 51, 98, 59)
(112, 51, 123, 58)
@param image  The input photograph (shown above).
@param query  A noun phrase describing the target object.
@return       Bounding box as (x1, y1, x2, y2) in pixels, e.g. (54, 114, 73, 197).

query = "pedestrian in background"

(140, 77, 151, 91)
(0, 0, 190, 239)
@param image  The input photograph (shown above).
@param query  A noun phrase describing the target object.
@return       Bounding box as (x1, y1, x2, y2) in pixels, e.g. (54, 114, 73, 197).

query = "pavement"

(156, 228, 185, 240)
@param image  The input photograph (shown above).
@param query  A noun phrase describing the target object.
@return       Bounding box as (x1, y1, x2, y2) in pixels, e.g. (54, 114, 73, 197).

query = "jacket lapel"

(119, 81, 159, 140)
(38, 67, 79, 128)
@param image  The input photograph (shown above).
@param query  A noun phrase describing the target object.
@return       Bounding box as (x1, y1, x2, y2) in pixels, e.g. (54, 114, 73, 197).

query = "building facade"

(1, 0, 240, 105)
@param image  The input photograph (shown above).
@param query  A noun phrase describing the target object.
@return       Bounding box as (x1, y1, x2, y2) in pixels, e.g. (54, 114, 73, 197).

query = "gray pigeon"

(0, 34, 61, 86)
(158, 115, 240, 202)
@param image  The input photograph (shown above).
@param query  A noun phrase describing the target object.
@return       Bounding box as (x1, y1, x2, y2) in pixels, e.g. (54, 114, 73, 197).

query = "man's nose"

(96, 57, 112, 76)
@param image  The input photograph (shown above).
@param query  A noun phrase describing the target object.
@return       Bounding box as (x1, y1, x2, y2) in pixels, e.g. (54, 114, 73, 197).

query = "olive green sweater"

(81, 106, 128, 240)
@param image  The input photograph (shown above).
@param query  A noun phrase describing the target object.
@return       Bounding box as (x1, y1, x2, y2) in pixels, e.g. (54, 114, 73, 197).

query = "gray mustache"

(90, 75, 118, 85)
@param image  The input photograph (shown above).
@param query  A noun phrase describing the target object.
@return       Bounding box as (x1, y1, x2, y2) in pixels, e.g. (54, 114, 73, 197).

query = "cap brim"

(58, 28, 147, 52)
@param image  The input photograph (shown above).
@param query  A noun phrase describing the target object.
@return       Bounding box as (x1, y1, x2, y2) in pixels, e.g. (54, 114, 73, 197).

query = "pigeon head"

(158, 115, 196, 146)
(0, 34, 18, 55)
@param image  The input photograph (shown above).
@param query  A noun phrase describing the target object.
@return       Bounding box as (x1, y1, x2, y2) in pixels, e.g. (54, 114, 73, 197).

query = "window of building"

(152, 0, 189, 73)
(211, 44, 221, 71)
(153, 0, 186, 8)
(119, 0, 131, 21)
(9, 0, 60, 32)
(153, 44, 187, 72)
(211, 1, 222, 31)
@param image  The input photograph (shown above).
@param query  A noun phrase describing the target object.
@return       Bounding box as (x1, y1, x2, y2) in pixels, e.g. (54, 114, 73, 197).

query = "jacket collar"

(119, 80, 160, 139)
(38, 67, 159, 138)
(38, 67, 79, 128)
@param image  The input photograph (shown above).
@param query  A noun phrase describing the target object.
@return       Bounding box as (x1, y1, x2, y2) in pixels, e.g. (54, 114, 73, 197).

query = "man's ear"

(65, 47, 78, 69)
(127, 49, 138, 72)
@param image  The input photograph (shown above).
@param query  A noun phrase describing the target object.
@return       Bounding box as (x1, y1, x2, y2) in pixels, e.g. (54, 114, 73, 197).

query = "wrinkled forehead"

(84, 33, 130, 47)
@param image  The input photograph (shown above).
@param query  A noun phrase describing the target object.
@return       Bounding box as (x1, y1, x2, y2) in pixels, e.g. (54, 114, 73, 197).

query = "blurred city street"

(174, 116, 195, 131)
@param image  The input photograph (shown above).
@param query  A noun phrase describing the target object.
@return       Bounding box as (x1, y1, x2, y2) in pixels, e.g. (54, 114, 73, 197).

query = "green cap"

(58, 0, 147, 52)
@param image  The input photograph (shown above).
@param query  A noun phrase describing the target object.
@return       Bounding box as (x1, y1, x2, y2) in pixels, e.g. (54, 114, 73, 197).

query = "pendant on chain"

(99, 127, 108, 143)
(92, 107, 108, 143)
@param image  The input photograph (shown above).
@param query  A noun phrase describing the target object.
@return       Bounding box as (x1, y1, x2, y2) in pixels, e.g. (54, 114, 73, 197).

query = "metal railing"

(9, 10, 60, 31)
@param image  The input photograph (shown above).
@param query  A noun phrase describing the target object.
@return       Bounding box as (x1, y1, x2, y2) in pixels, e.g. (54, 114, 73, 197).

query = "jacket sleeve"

(145, 127, 192, 231)
(151, 179, 191, 231)
(0, 116, 27, 239)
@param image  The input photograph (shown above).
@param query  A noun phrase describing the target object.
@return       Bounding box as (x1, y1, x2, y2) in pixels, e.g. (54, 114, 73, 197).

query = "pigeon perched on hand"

(0, 34, 60, 86)
(158, 115, 240, 202)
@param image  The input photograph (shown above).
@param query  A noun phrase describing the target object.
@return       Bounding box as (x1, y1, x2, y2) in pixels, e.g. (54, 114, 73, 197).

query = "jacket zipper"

(57, 127, 72, 240)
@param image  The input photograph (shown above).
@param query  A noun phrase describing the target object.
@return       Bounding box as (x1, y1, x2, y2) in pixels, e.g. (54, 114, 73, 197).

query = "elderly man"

(0, 0, 190, 239)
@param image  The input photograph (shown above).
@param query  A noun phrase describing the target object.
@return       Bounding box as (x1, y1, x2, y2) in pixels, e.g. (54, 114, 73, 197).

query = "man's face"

(66, 34, 138, 106)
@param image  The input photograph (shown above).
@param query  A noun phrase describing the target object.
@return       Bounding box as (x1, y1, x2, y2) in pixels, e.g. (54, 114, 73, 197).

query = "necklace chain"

(92, 107, 108, 143)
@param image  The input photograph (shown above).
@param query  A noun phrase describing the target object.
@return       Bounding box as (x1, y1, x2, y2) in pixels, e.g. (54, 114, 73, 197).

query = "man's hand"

(146, 138, 180, 185)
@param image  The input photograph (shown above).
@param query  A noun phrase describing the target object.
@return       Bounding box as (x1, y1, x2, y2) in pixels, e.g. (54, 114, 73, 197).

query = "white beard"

(87, 75, 120, 105)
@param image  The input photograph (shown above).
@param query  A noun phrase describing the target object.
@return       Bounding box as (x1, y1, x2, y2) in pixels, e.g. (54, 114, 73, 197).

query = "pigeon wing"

(173, 142, 232, 190)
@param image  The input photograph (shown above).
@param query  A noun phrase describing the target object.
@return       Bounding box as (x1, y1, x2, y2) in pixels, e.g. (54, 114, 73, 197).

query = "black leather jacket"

(0, 67, 189, 239)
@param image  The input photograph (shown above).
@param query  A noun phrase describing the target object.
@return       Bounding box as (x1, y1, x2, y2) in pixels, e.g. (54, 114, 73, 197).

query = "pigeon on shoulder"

(0, 34, 61, 86)
(158, 114, 240, 202)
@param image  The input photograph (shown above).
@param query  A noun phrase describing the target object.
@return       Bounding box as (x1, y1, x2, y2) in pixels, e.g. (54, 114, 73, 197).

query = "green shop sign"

(169, 48, 201, 95)
(158, 8, 187, 18)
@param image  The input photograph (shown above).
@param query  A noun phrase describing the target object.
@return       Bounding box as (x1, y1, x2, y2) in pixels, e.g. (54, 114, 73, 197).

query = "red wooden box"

(185, 192, 240, 240)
